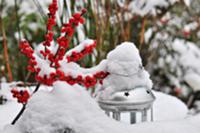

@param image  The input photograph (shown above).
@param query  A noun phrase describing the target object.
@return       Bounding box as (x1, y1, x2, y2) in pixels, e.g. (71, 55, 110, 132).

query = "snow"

(149, 35, 200, 92)
(183, 22, 198, 32)
(128, 0, 178, 16)
(153, 91, 188, 121)
(35, 41, 59, 56)
(3, 0, 50, 17)
(184, 73, 200, 92)
(64, 39, 95, 58)
(183, 0, 191, 6)
(144, 28, 153, 43)
(171, 39, 200, 90)
(0, 101, 21, 130)
(107, 42, 142, 63)
(96, 42, 153, 98)
(0, 82, 15, 100)
(35, 55, 56, 78)
(1, 81, 200, 133)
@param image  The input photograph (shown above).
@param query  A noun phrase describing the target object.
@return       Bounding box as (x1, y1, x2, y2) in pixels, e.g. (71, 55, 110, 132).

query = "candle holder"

(97, 86, 156, 124)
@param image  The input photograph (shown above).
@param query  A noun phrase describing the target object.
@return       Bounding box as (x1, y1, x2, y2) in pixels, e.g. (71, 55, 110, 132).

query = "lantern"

(97, 86, 156, 124)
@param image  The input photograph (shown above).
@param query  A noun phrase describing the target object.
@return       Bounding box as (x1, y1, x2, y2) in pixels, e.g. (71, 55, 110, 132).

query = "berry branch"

(11, 0, 109, 125)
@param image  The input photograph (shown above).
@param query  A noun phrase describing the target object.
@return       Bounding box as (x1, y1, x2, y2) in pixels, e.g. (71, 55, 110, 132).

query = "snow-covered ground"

(0, 81, 197, 133)
(0, 101, 21, 130)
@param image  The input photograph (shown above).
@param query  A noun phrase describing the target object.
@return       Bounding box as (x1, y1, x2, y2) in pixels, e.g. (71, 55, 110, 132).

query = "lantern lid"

(97, 86, 156, 112)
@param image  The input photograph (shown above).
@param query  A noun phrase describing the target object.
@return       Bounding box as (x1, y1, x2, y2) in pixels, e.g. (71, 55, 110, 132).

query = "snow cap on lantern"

(97, 42, 153, 99)
(106, 42, 142, 75)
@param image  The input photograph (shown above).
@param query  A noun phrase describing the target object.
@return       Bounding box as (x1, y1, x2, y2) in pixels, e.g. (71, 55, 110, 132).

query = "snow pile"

(2, 81, 200, 133)
(0, 101, 21, 131)
(2, 81, 123, 133)
(0, 83, 14, 101)
(96, 42, 152, 98)
(128, 0, 178, 16)
(153, 91, 188, 121)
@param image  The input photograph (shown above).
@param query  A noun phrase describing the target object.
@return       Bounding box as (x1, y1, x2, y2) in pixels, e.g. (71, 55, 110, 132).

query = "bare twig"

(11, 104, 26, 125)
(0, 0, 13, 82)
(139, 16, 147, 50)
(1, 26, 13, 82)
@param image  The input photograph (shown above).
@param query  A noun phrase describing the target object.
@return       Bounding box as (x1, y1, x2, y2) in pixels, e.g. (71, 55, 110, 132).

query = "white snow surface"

(128, 0, 178, 16)
(64, 39, 95, 57)
(1, 81, 200, 133)
(184, 73, 200, 92)
(0, 101, 21, 130)
(153, 91, 188, 121)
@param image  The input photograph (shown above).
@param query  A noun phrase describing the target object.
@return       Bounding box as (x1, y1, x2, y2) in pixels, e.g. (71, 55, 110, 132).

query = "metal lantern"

(97, 86, 156, 124)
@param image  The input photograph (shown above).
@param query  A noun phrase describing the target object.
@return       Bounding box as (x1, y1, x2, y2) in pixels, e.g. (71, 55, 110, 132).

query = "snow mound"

(107, 42, 142, 63)
(7, 81, 121, 133)
(153, 91, 188, 121)
(2, 81, 200, 133)
(0, 101, 21, 131)
(106, 42, 142, 75)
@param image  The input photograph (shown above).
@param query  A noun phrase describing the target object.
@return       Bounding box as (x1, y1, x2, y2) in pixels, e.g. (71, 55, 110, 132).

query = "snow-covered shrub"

(148, 36, 200, 99)
(142, 0, 200, 100)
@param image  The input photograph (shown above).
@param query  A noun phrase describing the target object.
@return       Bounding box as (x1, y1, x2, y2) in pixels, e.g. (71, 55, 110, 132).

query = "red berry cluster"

(94, 71, 110, 85)
(19, 40, 34, 59)
(43, 0, 57, 47)
(47, 0, 58, 31)
(33, 67, 109, 87)
(54, 9, 87, 66)
(94, 71, 109, 79)
(19, 41, 37, 73)
(67, 41, 96, 62)
(35, 73, 56, 86)
(40, 0, 57, 65)
(83, 75, 97, 88)
(182, 30, 191, 38)
(37, 0, 58, 71)
(60, 9, 86, 37)
(56, 70, 109, 88)
(11, 89, 30, 104)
